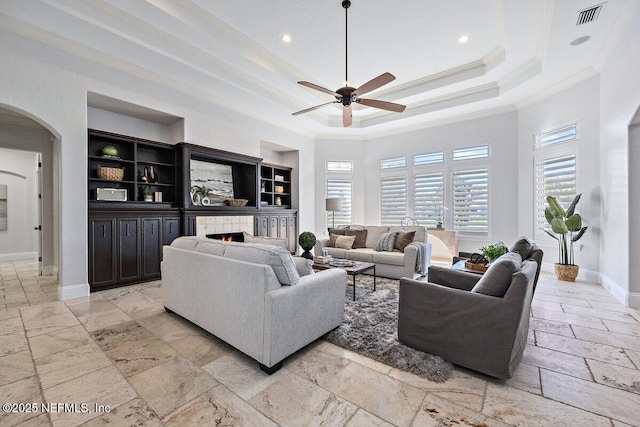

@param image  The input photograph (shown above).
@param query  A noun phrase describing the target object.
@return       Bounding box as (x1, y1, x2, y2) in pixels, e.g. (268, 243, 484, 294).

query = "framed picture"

(189, 159, 234, 206)
(0, 184, 7, 231)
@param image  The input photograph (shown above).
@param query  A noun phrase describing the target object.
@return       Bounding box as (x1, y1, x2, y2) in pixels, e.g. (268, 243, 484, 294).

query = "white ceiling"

(1, 0, 639, 138)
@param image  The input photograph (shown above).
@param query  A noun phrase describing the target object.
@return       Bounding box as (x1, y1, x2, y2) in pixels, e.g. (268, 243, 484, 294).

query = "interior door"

(36, 153, 43, 275)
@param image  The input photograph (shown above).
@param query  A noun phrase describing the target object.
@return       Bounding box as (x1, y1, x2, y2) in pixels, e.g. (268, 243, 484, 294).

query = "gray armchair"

(397, 237, 542, 379)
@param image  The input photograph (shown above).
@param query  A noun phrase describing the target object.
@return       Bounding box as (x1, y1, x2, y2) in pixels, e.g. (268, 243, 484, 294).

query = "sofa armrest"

(427, 265, 481, 291)
(314, 238, 330, 256)
(263, 268, 347, 366)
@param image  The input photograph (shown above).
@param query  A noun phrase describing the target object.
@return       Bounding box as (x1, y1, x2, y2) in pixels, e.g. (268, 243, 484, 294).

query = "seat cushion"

(372, 250, 406, 266)
(223, 242, 300, 285)
(395, 231, 416, 252)
(324, 247, 347, 259)
(345, 248, 375, 262)
(471, 252, 522, 297)
(510, 236, 533, 260)
(365, 226, 390, 248)
(345, 229, 367, 249)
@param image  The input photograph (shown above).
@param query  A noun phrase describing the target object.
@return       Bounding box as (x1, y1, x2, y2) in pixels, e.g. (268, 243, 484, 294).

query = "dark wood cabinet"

(89, 218, 116, 287)
(118, 219, 140, 282)
(141, 217, 162, 278)
(260, 164, 292, 208)
(254, 212, 298, 253)
(163, 218, 180, 246)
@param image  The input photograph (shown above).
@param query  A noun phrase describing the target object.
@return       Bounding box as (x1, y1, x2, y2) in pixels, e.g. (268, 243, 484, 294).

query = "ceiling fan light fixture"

(292, 0, 406, 127)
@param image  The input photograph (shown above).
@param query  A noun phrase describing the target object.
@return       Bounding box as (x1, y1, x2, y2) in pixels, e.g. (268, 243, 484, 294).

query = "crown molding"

(515, 67, 598, 110)
(592, 1, 640, 72)
(498, 57, 542, 93)
(536, 0, 555, 62)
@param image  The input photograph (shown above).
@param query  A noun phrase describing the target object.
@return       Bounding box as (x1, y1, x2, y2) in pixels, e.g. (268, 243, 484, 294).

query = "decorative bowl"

(225, 199, 248, 207)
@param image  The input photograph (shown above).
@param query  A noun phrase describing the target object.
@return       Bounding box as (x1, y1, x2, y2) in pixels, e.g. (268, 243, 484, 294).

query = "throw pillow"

(509, 236, 533, 260)
(327, 233, 341, 247)
(375, 232, 399, 252)
(327, 228, 346, 236)
(394, 230, 416, 252)
(242, 232, 288, 249)
(292, 256, 315, 276)
(345, 229, 367, 249)
(335, 235, 356, 249)
(471, 252, 522, 297)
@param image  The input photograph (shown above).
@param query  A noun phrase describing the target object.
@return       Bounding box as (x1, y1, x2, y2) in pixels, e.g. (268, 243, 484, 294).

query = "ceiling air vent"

(576, 3, 605, 26)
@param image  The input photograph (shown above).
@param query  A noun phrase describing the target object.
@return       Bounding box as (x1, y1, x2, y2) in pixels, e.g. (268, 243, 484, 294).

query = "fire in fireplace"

(207, 232, 245, 242)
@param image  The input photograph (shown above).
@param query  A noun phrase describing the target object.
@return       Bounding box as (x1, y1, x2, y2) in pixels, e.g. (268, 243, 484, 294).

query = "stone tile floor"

(1, 259, 639, 426)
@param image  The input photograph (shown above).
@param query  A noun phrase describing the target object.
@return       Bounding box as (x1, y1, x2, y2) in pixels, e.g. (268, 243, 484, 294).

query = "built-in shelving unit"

(260, 163, 292, 208)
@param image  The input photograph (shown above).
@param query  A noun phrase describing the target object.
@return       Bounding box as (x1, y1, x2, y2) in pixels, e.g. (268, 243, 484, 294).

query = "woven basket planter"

(97, 165, 124, 181)
(555, 263, 579, 282)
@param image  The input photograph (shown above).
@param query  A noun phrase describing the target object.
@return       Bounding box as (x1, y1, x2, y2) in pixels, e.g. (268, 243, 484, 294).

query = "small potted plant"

(480, 241, 508, 263)
(542, 194, 588, 282)
(194, 185, 211, 206)
(298, 231, 317, 260)
(143, 185, 153, 202)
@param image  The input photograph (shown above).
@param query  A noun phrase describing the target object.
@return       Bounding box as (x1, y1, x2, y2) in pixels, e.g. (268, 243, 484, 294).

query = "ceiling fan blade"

(356, 98, 406, 113)
(343, 105, 352, 127)
(298, 81, 340, 97)
(292, 101, 338, 116)
(353, 72, 395, 97)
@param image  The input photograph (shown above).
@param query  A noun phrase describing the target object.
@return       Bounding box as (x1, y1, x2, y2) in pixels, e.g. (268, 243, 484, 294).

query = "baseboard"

(42, 265, 56, 277)
(0, 252, 38, 262)
(599, 273, 640, 308)
(57, 282, 90, 301)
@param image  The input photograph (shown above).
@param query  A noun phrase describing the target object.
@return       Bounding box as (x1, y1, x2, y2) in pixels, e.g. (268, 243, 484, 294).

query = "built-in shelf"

(260, 163, 292, 208)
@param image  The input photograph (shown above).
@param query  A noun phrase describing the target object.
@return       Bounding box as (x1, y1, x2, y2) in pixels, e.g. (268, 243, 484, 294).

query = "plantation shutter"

(380, 175, 407, 226)
(535, 154, 576, 231)
(326, 179, 352, 226)
(414, 172, 444, 227)
(453, 169, 489, 232)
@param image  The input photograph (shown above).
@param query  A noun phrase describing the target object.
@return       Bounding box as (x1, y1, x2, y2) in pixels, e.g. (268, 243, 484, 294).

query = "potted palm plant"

(542, 194, 588, 281)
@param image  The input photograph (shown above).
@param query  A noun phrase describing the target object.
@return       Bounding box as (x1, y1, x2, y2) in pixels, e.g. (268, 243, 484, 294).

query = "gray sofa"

(314, 225, 432, 279)
(161, 237, 347, 373)
(398, 237, 542, 379)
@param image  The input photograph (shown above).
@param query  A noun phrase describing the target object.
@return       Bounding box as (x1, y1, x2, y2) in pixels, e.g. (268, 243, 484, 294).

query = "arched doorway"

(0, 105, 59, 280)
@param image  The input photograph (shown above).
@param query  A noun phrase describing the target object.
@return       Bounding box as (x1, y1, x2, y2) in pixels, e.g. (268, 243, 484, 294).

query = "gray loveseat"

(162, 237, 347, 373)
(398, 237, 542, 379)
(314, 225, 432, 279)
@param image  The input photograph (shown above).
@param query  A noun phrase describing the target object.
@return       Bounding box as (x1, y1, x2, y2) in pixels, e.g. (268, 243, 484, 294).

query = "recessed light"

(281, 33, 292, 43)
(459, 35, 469, 44)
(570, 35, 590, 46)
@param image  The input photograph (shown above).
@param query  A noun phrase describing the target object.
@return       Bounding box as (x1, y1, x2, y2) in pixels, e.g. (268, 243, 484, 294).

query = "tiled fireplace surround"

(195, 215, 254, 238)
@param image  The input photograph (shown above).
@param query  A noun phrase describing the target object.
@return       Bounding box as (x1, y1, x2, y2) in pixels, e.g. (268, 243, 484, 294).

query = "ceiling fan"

(292, 0, 406, 127)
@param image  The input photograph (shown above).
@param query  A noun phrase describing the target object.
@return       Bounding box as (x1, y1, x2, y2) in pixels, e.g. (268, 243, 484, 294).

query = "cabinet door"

(118, 219, 140, 282)
(278, 216, 287, 239)
(142, 217, 162, 278)
(268, 216, 279, 238)
(89, 218, 116, 287)
(255, 216, 269, 237)
(287, 216, 297, 253)
(163, 218, 180, 246)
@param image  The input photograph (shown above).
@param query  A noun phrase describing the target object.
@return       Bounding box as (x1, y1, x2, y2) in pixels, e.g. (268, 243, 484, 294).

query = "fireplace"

(207, 232, 245, 242)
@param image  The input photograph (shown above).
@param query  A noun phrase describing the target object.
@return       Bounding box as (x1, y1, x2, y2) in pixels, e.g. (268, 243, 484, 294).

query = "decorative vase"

(555, 263, 579, 282)
(140, 168, 149, 182)
(144, 195, 152, 202)
(149, 166, 157, 183)
(436, 223, 443, 229)
(301, 249, 314, 260)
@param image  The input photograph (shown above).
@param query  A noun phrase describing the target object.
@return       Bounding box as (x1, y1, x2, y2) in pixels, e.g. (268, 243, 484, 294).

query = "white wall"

(87, 107, 182, 145)
(0, 29, 315, 299)
(517, 76, 601, 280)
(0, 122, 55, 272)
(0, 149, 38, 261)
(599, 7, 640, 307)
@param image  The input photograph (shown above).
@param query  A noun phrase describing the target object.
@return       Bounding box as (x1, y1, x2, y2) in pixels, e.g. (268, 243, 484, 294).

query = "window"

(414, 151, 444, 166)
(380, 175, 407, 225)
(381, 157, 407, 169)
(452, 169, 489, 232)
(414, 172, 445, 227)
(535, 154, 576, 232)
(452, 145, 489, 161)
(535, 124, 577, 149)
(326, 179, 352, 226)
(326, 160, 353, 172)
